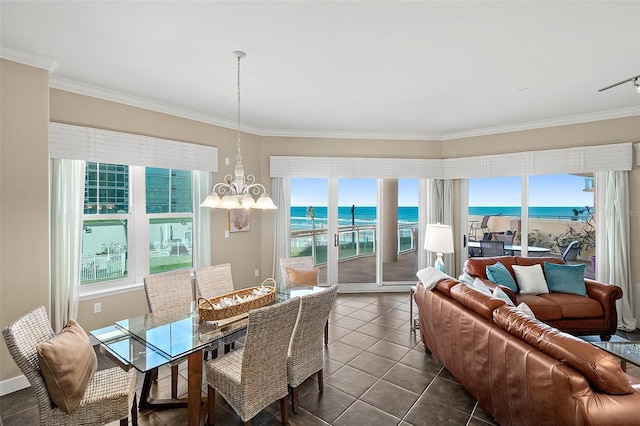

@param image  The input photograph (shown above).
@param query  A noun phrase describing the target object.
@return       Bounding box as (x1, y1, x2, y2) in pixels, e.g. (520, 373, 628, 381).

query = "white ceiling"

(2, 1, 640, 140)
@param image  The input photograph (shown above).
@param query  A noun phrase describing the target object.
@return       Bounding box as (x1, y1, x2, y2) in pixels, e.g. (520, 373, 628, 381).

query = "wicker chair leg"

(171, 364, 179, 398)
(324, 320, 329, 346)
(290, 386, 299, 414)
(207, 385, 216, 426)
(120, 419, 127, 426)
(280, 396, 288, 425)
(317, 369, 324, 392)
(131, 394, 138, 426)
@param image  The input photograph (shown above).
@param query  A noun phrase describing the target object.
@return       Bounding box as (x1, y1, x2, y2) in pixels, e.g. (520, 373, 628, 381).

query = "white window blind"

(270, 156, 443, 179)
(50, 122, 218, 172)
(271, 143, 632, 179)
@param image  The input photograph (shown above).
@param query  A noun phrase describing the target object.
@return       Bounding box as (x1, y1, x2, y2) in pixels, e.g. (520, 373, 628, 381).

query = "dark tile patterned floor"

(2, 292, 639, 425)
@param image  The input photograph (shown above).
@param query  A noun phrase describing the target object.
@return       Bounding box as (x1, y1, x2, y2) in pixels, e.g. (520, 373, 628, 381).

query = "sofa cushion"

(468, 278, 492, 295)
(450, 284, 505, 321)
(512, 264, 549, 295)
(514, 294, 563, 320)
(485, 262, 518, 293)
(492, 286, 515, 306)
(539, 292, 603, 318)
(514, 256, 564, 267)
(465, 256, 518, 279)
(516, 302, 535, 318)
(493, 305, 633, 395)
(36, 319, 97, 414)
(543, 261, 587, 296)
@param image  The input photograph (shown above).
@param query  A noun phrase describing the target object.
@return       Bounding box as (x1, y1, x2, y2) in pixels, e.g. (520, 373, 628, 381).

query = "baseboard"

(0, 374, 30, 396)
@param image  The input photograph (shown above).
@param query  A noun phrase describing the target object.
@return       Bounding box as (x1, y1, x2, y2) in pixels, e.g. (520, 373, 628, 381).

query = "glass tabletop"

(592, 341, 640, 367)
(90, 284, 327, 372)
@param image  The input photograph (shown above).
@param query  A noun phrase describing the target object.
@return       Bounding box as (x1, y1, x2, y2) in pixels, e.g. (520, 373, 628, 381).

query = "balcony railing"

(290, 222, 418, 266)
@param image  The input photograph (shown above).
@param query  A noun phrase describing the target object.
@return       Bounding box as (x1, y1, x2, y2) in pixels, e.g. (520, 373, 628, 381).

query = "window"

(81, 162, 193, 288)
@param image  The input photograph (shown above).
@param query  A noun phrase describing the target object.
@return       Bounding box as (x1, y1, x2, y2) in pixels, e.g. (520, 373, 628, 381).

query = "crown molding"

(0, 45, 59, 72)
(441, 107, 640, 141)
(49, 75, 640, 142)
(49, 76, 263, 136)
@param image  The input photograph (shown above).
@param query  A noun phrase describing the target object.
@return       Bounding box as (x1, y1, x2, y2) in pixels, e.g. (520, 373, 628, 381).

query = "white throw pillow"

(457, 272, 475, 286)
(512, 264, 549, 295)
(517, 302, 536, 318)
(468, 278, 492, 295)
(492, 286, 514, 306)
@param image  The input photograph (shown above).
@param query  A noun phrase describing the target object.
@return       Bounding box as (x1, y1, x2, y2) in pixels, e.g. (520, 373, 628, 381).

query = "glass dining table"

(90, 285, 324, 426)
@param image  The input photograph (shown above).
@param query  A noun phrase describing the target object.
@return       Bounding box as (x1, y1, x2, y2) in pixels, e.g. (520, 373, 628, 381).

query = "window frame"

(80, 164, 195, 299)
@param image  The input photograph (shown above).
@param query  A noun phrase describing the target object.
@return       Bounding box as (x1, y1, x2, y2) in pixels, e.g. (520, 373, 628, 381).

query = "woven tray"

(198, 279, 276, 322)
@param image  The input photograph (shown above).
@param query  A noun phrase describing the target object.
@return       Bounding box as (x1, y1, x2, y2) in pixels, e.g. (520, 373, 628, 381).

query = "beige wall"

(1, 60, 51, 381)
(2, 57, 640, 387)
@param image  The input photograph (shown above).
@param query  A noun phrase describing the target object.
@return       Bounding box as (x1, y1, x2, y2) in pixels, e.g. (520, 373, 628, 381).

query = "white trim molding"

(0, 44, 59, 72)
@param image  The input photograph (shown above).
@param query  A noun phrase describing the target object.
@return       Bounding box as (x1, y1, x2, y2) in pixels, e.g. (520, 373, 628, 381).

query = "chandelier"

(201, 51, 277, 210)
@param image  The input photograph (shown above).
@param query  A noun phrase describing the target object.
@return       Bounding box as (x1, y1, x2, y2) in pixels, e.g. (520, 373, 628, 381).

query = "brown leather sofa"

(464, 256, 622, 340)
(414, 278, 640, 426)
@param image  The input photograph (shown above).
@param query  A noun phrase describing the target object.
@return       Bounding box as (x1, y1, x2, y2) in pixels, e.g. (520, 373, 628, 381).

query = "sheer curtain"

(271, 177, 289, 280)
(604, 171, 636, 331)
(192, 171, 212, 268)
(427, 179, 455, 274)
(50, 158, 85, 332)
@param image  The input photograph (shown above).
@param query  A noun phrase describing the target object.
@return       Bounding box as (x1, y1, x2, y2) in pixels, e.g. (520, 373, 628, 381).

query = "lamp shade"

(424, 223, 454, 254)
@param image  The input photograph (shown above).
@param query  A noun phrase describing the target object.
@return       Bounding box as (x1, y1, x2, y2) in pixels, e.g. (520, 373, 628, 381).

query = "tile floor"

(2, 292, 638, 425)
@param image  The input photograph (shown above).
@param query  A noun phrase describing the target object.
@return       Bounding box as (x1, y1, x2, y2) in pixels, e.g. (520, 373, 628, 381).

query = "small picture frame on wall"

(229, 209, 251, 233)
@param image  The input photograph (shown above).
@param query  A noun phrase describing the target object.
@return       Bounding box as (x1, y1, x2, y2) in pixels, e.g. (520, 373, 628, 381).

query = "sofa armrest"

(585, 279, 623, 336)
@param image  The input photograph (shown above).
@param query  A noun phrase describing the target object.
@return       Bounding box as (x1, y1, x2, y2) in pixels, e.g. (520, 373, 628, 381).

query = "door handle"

(334, 234, 338, 247)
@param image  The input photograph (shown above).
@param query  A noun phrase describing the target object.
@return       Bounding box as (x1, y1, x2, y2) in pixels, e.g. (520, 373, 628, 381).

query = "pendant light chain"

(236, 54, 242, 165)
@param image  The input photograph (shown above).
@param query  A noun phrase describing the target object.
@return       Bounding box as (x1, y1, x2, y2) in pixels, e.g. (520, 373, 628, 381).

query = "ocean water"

(291, 205, 591, 230)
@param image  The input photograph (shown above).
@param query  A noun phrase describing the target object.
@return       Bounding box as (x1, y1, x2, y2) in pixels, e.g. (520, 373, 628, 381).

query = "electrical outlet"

(94, 302, 101, 314)
(255, 269, 259, 277)
(225, 157, 230, 166)
(225, 230, 229, 238)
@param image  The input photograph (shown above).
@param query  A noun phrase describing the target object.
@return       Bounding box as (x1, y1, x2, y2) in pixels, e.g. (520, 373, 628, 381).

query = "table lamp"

(424, 223, 454, 273)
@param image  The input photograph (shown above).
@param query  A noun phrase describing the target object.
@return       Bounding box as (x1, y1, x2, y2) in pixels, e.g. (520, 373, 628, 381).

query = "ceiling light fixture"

(201, 51, 277, 210)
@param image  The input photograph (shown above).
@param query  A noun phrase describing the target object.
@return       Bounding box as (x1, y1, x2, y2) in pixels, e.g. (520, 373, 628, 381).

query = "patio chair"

(143, 269, 193, 401)
(287, 285, 338, 414)
(2, 306, 138, 426)
(480, 240, 505, 257)
(194, 263, 245, 356)
(469, 215, 491, 240)
(205, 297, 301, 425)
(562, 240, 581, 262)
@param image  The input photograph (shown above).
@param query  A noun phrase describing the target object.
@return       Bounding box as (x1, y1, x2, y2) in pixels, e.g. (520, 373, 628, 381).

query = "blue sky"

(290, 174, 593, 207)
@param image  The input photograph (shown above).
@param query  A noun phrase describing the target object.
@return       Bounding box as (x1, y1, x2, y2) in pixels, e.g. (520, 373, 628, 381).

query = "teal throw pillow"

(486, 262, 518, 293)
(543, 262, 587, 296)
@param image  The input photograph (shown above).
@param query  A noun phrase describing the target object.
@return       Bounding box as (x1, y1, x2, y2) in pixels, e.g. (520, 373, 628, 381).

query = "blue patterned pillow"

(486, 262, 518, 293)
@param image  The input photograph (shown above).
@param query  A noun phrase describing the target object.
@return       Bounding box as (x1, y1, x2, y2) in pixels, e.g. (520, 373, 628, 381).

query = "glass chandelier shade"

(200, 51, 277, 210)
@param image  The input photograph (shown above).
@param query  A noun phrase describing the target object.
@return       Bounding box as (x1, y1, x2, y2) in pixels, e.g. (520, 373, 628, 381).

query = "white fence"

(81, 252, 126, 282)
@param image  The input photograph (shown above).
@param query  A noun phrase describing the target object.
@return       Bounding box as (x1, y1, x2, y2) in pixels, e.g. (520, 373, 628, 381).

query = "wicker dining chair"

(2, 306, 138, 426)
(205, 297, 301, 425)
(279, 256, 318, 286)
(279, 257, 328, 346)
(287, 285, 338, 414)
(194, 263, 245, 356)
(143, 268, 194, 400)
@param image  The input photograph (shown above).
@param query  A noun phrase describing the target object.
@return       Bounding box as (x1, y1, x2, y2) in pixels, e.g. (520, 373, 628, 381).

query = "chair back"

(562, 240, 581, 261)
(279, 256, 317, 285)
(2, 306, 56, 416)
(143, 269, 193, 312)
(194, 263, 234, 299)
(241, 297, 301, 397)
(480, 240, 505, 257)
(287, 286, 338, 387)
(480, 215, 491, 228)
(496, 233, 514, 245)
